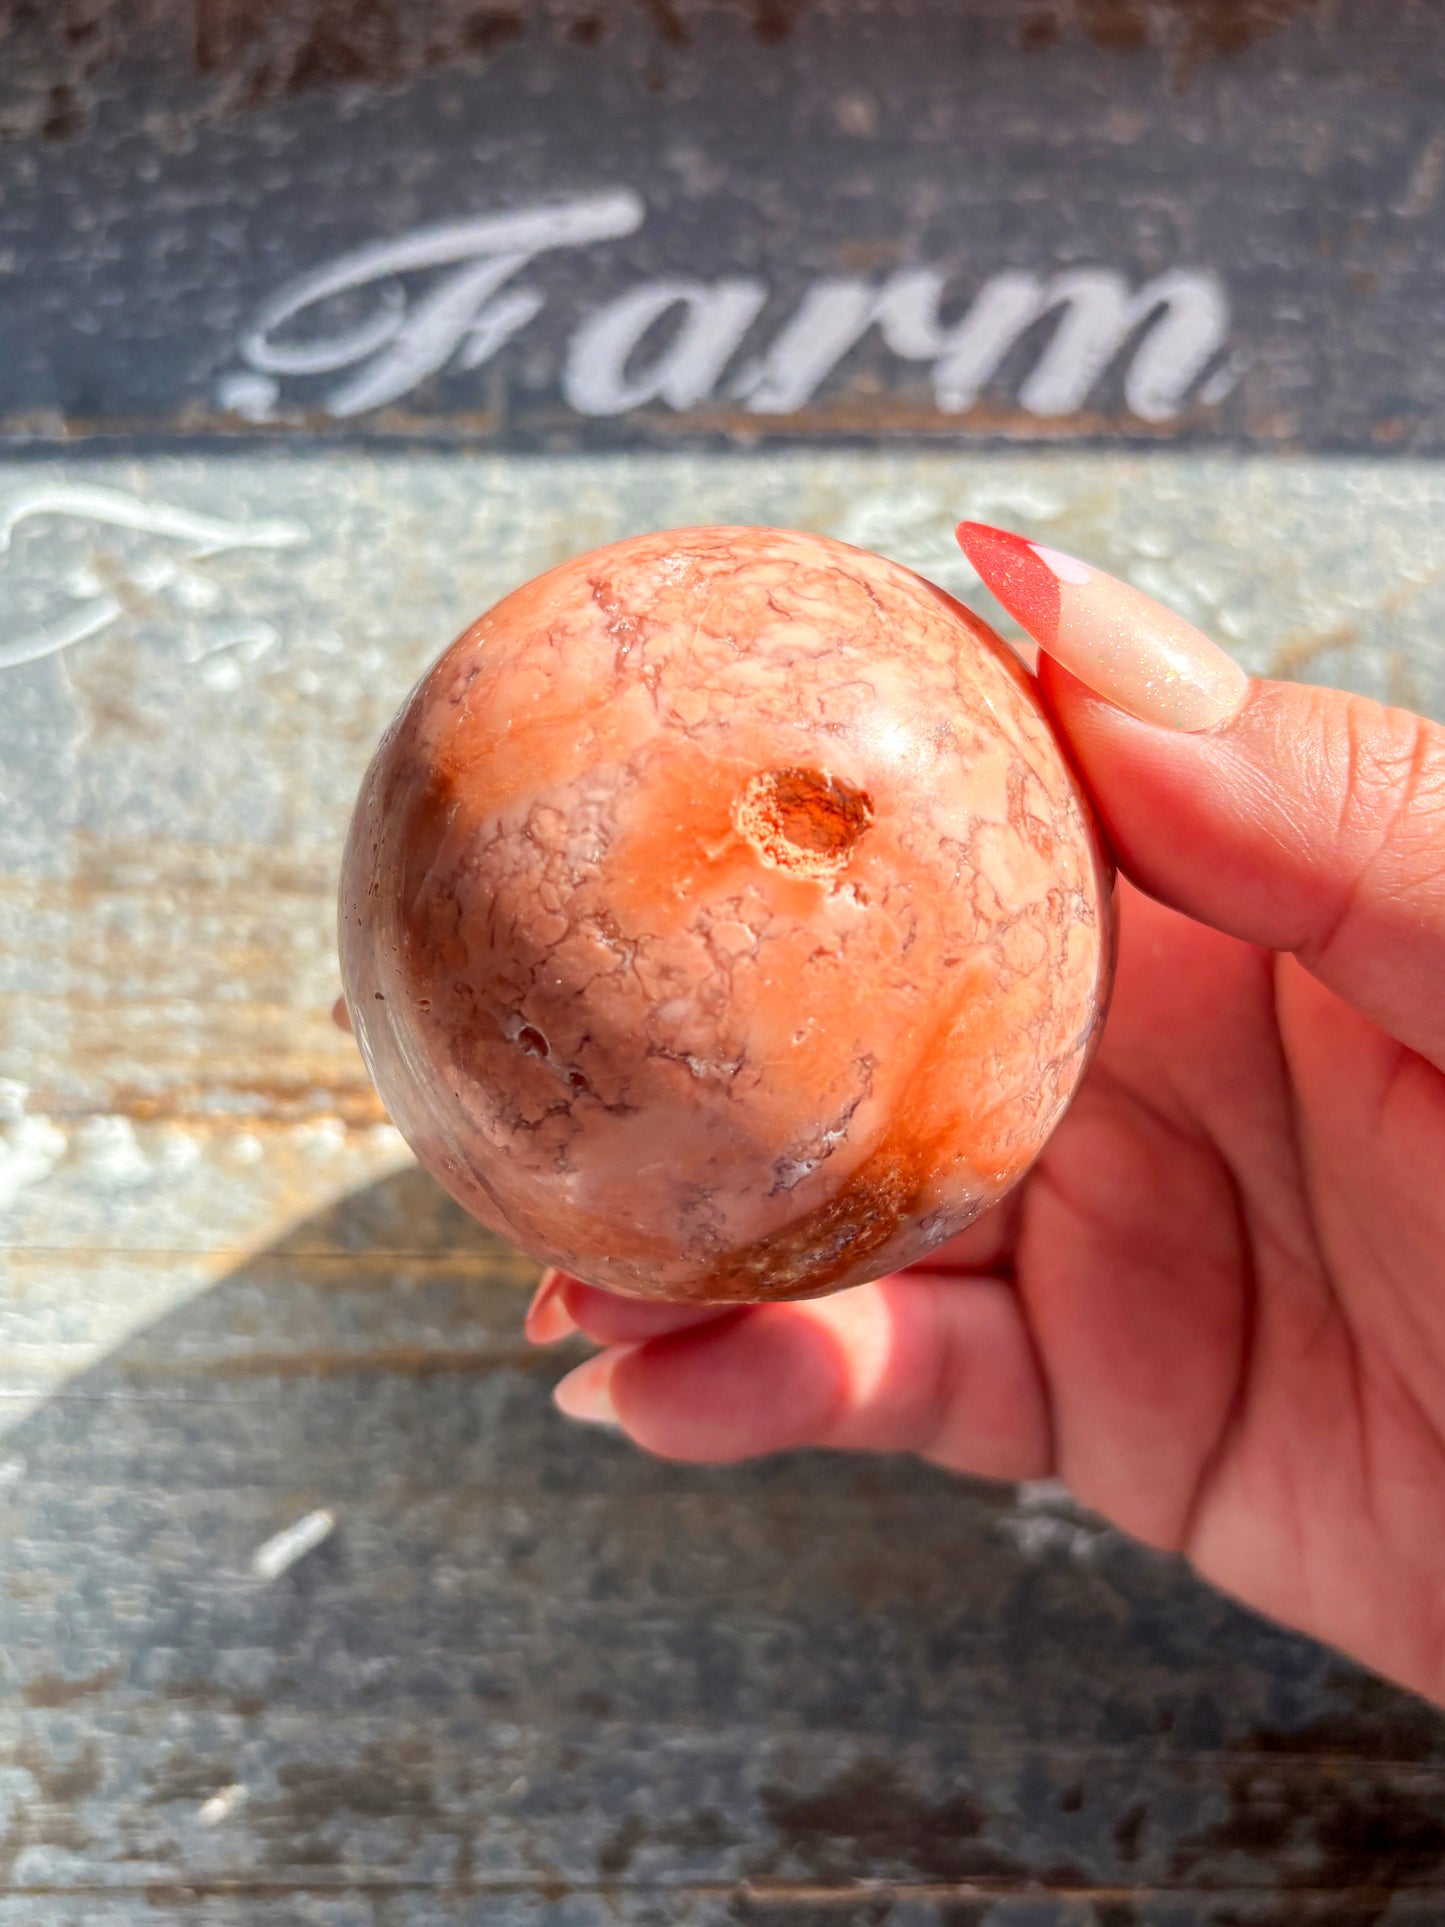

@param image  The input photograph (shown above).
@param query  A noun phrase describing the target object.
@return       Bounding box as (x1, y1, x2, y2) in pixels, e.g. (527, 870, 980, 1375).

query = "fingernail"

(331, 995, 353, 1033)
(956, 520, 1249, 733)
(525, 1269, 579, 1345)
(553, 1351, 622, 1428)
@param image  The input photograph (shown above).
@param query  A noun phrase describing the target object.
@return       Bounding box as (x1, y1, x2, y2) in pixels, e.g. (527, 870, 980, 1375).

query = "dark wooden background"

(1, 0, 1444, 451)
(1, 3, 1444, 1921)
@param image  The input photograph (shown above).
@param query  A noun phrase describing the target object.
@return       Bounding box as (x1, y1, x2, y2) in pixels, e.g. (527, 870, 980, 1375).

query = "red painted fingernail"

(525, 1269, 579, 1344)
(957, 520, 1247, 731)
(956, 520, 1065, 647)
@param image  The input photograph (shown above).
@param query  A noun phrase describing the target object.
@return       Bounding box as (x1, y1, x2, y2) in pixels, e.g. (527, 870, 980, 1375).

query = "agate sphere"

(339, 528, 1112, 1303)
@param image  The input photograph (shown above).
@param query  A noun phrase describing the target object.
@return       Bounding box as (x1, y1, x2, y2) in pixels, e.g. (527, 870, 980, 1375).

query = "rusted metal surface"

(1, 448, 1443, 1920)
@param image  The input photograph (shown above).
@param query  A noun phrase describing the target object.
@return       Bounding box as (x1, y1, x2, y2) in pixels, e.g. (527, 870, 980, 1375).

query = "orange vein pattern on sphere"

(340, 528, 1114, 1303)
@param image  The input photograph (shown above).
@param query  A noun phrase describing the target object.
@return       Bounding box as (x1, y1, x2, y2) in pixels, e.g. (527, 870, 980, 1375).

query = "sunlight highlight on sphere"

(339, 528, 1113, 1303)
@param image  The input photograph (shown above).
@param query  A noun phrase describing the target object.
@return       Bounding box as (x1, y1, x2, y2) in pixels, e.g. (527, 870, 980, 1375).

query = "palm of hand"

(997, 876, 1445, 1699)
(540, 825, 1445, 1710)
(532, 612, 1445, 1709)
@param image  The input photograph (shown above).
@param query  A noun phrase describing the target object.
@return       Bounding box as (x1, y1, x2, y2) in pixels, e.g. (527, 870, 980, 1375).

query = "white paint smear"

(250, 1507, 336, 1581)
(197, 1783, 249, 1826)
(0, 483, 309, 671)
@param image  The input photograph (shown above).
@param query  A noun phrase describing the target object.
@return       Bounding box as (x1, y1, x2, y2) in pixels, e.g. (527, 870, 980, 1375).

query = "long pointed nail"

(956, 521, 1249, 732)
(525, 1269, 579, 1345)
(553, 1351, 623, 1428)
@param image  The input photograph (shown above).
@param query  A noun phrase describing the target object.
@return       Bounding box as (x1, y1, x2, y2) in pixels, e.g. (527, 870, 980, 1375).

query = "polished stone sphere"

(339, 528, 1112, 1303)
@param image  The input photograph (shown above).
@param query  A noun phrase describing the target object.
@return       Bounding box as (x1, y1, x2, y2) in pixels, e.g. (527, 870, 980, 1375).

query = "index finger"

(960, 522, 1445, 1069)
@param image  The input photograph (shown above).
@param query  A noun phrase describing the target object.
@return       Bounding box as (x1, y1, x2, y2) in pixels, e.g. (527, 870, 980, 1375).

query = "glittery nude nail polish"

(553, 1351, 623, 1427)
(957, 522, 1249, 732)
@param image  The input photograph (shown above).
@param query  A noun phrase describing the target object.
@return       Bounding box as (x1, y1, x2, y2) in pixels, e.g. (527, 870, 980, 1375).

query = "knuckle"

(1289, 690, 1445, 974)
(1336, 696, 1445, 875)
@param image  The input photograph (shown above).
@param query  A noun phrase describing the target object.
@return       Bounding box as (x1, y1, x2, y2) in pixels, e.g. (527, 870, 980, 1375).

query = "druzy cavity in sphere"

(339, 528, 1112, 1303)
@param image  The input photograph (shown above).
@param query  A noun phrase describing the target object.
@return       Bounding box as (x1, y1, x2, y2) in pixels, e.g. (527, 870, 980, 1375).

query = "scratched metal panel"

(1, 449, 1444, 1920)
(1, 0, 1444, 449)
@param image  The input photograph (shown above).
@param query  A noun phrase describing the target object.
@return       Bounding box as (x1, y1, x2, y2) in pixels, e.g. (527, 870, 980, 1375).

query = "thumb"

(958, 522, 1445, 1069)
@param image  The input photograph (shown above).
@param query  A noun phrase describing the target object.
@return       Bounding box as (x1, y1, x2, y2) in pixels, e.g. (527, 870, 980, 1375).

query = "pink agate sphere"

(339, 528, 1112, 1303)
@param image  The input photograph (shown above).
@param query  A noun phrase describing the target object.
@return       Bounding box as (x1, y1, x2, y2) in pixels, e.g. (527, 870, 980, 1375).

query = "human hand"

(525, 521, 1445, 1709)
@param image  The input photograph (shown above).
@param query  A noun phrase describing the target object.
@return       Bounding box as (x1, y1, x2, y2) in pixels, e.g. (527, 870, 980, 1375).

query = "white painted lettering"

(240, 192, 646, 417)
(733, 279, 877, 415)
(221, 193, 1235, 428)
(745, 265, 1233, 421)
(876, 269, 1047, 411)
(564, 278, 768, 414)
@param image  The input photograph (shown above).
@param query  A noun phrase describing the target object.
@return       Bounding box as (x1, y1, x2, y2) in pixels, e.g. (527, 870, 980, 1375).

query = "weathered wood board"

(1, 0, 1444, 452)
(4, 0, 1445, 1915)
(1, 450, 1444, 1923)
